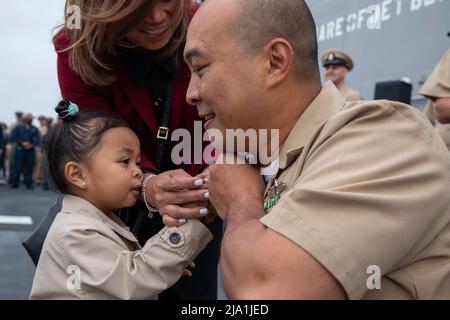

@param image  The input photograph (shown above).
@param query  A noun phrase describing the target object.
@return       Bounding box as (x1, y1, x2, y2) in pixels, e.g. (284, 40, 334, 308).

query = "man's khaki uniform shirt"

(261, 81, 450, 299)
(30, 195, 212, 299)
(420, 49, 450, 151)
(338, 83, 364, 102)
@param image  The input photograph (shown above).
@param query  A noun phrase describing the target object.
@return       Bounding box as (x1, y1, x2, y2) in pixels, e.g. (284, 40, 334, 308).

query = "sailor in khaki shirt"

(420, 48, 450, 151)
(259, 81, 450, 299)
(322, 49, 364, 102)
(184, 0, 450, 300)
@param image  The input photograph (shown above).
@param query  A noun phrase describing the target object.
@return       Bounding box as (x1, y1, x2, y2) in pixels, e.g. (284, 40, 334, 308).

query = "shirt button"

(169, 232, 181, 244)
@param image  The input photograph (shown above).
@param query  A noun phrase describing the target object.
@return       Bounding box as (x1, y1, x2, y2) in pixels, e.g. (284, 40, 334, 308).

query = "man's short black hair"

(229, 0, 319, 81)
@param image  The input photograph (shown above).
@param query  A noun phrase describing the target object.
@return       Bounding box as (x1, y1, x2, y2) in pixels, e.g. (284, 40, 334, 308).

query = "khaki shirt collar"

(62, 195, 138, 243)
(279, 81, 345, 169)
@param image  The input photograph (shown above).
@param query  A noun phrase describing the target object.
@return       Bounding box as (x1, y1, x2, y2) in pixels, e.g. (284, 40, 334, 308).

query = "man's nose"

(186, 78, 201, 106)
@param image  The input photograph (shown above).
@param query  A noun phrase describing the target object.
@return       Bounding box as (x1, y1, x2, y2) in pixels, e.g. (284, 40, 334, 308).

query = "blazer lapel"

(116, 64, 158, 135)
(170, 62, 191, 132)
(116, 60, 193, 136)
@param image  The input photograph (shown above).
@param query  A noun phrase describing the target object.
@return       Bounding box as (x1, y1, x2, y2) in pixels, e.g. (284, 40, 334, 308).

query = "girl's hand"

(182, 262, 196, 277)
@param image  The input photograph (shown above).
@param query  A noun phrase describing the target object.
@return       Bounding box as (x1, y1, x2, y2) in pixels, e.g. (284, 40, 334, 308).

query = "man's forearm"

(223, 201, 265, 234)
(221, 203, 268, 298)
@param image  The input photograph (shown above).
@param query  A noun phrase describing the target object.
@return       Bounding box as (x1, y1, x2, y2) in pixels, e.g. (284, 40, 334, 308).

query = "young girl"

(52, 0, 222, 300)
(29, 100, 212, 300)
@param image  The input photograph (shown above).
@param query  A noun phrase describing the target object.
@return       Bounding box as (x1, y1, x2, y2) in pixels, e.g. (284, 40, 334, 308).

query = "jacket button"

(169, 232, 181, 244)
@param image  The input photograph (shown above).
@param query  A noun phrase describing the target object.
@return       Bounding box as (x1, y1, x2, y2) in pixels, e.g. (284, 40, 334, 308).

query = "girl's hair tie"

(57, 100, 79, 119)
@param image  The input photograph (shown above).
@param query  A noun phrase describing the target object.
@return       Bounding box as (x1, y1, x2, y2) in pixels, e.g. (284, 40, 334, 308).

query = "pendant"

(264, 179, 287, 213)
(267, 179, 286, 198)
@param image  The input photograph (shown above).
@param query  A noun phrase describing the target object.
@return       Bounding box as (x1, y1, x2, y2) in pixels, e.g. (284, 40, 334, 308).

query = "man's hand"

(207, 153, 266, 223)
(435, 98, 450, 124)
(144, 169, 210, 226)
(22, 142, 32, 149)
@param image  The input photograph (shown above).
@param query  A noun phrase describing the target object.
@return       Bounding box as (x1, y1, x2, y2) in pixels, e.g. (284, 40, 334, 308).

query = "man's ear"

(65, 161, 87, 190)
(262, 38, 294, 88)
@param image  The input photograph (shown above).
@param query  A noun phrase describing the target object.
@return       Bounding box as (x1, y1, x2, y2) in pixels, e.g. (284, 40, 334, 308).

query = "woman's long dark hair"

(54, 0, 191, 86)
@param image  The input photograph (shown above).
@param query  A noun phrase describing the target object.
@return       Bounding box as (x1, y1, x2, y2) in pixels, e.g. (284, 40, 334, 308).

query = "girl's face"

(83, 127, 143, 215)
(125, 0, 183, 52)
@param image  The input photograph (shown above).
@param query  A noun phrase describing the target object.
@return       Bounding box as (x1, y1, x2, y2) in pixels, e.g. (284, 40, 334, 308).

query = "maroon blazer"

(54, 22, 205, 175)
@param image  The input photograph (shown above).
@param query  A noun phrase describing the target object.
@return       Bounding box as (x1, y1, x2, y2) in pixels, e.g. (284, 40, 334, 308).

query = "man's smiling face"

(184, 1, 267, 140)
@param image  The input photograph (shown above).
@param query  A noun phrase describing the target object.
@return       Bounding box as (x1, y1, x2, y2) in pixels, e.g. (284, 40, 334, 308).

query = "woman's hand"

(194, 170, 218, 225)
(144, 169, 210, 226)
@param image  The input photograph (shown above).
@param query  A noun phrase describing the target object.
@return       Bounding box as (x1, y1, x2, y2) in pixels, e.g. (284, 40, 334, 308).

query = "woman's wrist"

(140, 171, 158, 201)
(141, 173, 159, 216)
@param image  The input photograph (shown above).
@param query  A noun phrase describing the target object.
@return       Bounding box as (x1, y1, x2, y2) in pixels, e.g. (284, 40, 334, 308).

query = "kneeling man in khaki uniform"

(184, 0, 450, 299)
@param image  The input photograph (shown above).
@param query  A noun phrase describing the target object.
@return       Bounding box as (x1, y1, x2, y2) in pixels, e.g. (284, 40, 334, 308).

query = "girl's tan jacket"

(30, 195, 212, 300)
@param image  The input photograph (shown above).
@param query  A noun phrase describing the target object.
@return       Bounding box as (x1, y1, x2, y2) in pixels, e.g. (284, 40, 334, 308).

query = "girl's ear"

(65, 161, 87, 190)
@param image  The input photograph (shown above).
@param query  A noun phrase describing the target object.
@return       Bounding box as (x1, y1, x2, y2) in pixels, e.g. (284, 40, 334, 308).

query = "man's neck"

(277, 84, 322, 149)
(256, 79, 321, 164)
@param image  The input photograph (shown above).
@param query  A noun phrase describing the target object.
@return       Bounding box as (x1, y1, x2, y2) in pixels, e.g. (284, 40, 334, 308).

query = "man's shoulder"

(336, 99, 433, 137)
(340, 84, 363, 101)
(9, 122, 19, 129)
(306, 98, 448, 169)
(347, 89, 363, 101)
(13, 123, 25, 131)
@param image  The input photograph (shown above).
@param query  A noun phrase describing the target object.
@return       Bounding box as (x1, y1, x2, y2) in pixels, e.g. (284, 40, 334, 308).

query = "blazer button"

(169, 232, 181, 245)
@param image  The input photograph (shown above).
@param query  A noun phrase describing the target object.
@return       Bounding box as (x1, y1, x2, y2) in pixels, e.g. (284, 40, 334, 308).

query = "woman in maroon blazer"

(52, 0, 221, 300)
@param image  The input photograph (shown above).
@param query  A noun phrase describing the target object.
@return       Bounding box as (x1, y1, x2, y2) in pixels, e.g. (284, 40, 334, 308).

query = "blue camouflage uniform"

(10, 123, 40, 188)
(0, 125, 5, 150)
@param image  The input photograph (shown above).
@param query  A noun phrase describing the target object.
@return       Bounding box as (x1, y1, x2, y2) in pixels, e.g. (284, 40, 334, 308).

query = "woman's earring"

(82, 182, 87, 189)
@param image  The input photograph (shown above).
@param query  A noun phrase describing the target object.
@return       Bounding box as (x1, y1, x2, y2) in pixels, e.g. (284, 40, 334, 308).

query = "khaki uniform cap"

(322, 49, 355, 71)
